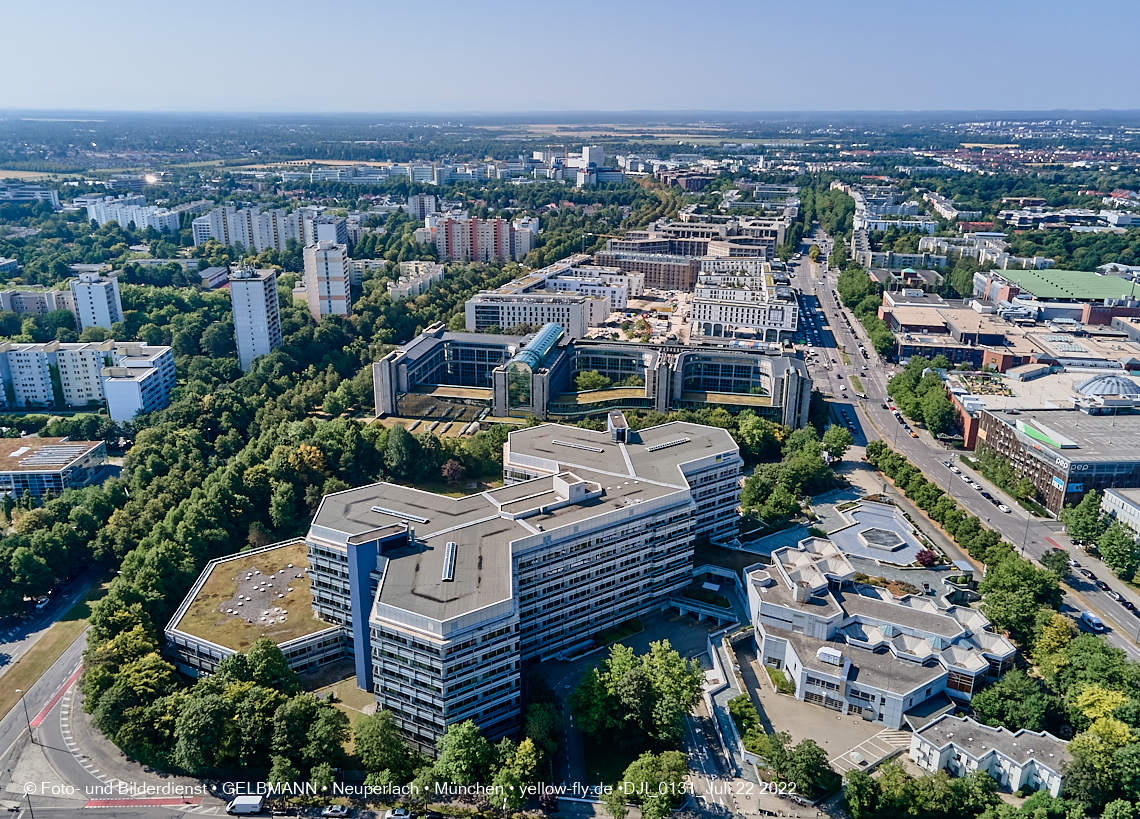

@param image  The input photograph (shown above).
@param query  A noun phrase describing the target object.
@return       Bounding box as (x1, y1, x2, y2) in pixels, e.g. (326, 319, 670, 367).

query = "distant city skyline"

(3, 0, 1139, 114)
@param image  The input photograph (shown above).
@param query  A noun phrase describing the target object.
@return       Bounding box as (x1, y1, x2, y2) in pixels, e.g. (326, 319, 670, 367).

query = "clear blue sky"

(3, 0, 1136, 114)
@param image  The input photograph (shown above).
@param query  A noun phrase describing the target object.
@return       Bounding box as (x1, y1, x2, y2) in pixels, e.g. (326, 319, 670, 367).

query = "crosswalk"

(830, 729, 912, 774)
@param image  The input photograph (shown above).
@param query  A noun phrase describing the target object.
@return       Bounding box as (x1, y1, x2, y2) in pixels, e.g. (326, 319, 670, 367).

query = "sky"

(2, 0, 1136, 115)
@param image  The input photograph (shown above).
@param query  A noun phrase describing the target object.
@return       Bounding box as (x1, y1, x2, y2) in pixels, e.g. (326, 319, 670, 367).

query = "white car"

(970, 482, 983, 490)
(949, 467, 961, 474)
(998, 504, 1011, 513)
(323, 807, 350, 818)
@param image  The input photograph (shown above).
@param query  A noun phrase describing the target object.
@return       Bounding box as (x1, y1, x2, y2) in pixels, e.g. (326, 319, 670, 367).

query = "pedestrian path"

(830, 728, 911, 774)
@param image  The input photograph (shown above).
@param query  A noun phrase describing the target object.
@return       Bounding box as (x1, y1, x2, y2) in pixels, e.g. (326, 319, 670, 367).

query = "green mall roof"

(997, 268, 1139, 301)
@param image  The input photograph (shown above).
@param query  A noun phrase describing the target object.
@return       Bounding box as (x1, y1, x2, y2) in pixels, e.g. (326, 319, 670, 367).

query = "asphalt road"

(0, 571, 98, 684)
(792, 230, 1140, 660)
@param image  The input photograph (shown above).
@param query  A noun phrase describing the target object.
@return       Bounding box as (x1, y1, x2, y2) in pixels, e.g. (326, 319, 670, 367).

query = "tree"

(970, 670, 1059, 732)
(1040, 548, 1071, 579)
(1034, 612, 1077, 661)
(808, 244, 821, 261)
(384, 424, 417, 479)
(269, 481, 296, 530)
(575, 370, 613, 392)
(1062, 490, 1106, 543)
(1098, 521, 1139, 581)
(782, 738, 831, 795)
(434, 720, 494, 785)
(611, 751, 688, 819)
(441, 459, 466, 485)
(915, 549, 938, 567)
(173, 693, 234, 774)
(979, 555, 1061, 644)
(822, 425, 853, 461)
(921, 389, 956, 435)
(268, 755, 300, 788)
(311, 761, 335, 794)
(843, 770, 880, 819)
(354, 710, 411, 781)
(524, 701, 563, 758)
(1103, 800, 1136, 819)
(247, 638, 300, 694)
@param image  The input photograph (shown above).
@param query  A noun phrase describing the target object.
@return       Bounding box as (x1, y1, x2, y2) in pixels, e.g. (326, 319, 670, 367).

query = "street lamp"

(1020, 510, 1032, 558)
(14, 689, 34, 745)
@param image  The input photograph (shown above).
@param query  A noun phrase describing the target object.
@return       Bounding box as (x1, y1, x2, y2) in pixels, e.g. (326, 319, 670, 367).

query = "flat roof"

(984, 409, 1140, 461)
(172, 540, 328, 651)
(995, 268, 1130, 301)
(916, 714, 1069, 769)
(836, 588, 963, 639)
(780, 630, 945, 693)
(0, 438, 103, 473)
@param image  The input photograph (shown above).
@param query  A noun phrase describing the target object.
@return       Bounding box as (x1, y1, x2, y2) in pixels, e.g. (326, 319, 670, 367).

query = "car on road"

(1109, 590, 1124, 602)
(1122, 600, 1136, 612)
(959, 474, 972, 483)
(322, 807, 350, 818)
(1080, 568, 1097, 580)
(970, 482, 983, 490)
(910, 431, 919, 438)
(950, 466, 961, 474)
(881, 403, 889, 410)
(981, 491, 992, 499)
(1096, 580, 1111, 592)
(1069, 558, 1081, 568)
(998, 504, 1011, 513)
(942, 460, 952, 467)
(1081, 611, 1107, 633)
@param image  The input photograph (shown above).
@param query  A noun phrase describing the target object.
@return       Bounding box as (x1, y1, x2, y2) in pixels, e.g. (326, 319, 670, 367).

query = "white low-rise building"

(1102, 488, 1140, 537)
(910, 714, 1069, 797)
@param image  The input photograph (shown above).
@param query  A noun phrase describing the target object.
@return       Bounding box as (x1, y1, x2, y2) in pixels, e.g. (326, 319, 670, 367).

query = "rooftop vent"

(552, 439, 604, 453)
(817, 646, 845, 666)
(371, 506, 429, 524)
(441, 542, 457, 582)
(647, 437, 691, 452)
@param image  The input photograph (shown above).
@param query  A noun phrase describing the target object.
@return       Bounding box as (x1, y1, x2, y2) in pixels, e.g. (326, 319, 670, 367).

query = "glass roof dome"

(1075, 373, 1140, 396)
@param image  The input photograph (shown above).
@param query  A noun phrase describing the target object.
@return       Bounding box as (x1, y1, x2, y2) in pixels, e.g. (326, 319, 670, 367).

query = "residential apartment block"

(0, 287, 75, 320)
(407, 194, 437, 220)
(303, 241, 352, 321)
(0, 341, 175, 421)
(69, 272, 124, 330)
(304, 417, 741, 753)
(388, 261, 445, 300)
(192, 206, 300, 252)
(434, 215, 533, 262)
(228, 266, 283, 371)
(85, 195, 180, 233)
(0, 184, 61, 210)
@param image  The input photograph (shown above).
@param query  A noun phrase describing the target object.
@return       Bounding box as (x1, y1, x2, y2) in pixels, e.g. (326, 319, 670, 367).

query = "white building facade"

(69, 272, 124, 330)
(303, 241, 352, 321)
(228, 267, 283, 372)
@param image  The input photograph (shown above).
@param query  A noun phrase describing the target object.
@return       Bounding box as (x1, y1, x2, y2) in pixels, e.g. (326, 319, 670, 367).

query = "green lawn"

(839, 349, 852, 365)
(0, 582, 108, 723)
(850, 375, 864, 392)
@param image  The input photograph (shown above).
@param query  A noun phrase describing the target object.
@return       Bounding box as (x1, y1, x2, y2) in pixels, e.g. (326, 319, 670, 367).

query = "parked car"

(1096, 580, 1111, 592)
(950, 466, 961, 474)
(942, 461, 952, 468)
(981, 491, 992, 500)
(998, 504, 1011, 513)
(1068, 558, 1081, 568)
(1080, 568, 1097, 580)
(1122, 600, 1136, 612)
(322, 807, 350, 818)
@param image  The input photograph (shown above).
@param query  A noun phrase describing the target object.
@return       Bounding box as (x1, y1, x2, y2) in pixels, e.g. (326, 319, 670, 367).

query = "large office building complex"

(0, 437, 107, 498)
(304, 417, 741, 753)
(228, 266, 283, 371)
(303, 241, 352, 321)
(69, 272, 123, 331)
(374, 322, 811, 427)
(691, 269, 799, 341)
(976, 405, 1140, 515)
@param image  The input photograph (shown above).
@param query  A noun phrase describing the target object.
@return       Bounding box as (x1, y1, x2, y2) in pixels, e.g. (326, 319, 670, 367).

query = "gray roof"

(836, 589, 964, 640)
(916, 714, 1069, 770)
(780, 630, 945, 695)
(508, 421, 739, 487)
(1075, 373, 1140, 396)
(985, 408, 1140, 462)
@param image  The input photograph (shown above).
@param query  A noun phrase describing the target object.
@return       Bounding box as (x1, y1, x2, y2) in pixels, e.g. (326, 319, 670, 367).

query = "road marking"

(29, 663, 82, 727)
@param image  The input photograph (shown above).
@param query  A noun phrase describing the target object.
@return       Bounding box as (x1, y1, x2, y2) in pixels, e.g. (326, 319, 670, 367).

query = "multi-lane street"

(791, 230, 1140, 660)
